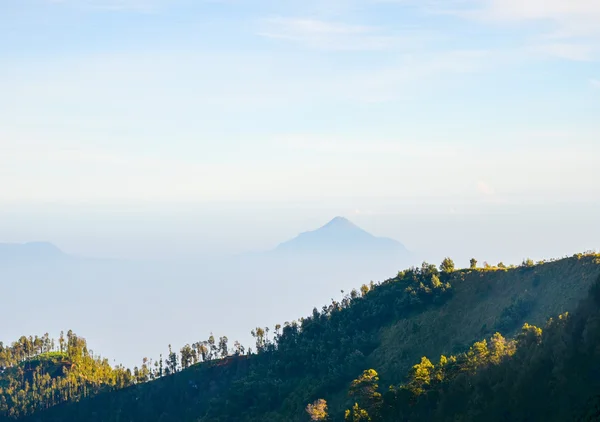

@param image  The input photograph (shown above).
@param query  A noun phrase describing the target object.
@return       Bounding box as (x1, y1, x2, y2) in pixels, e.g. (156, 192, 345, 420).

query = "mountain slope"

(0, 331, 134, 420)
(15, 253, 600, 422)
(274, 217, 408, 255)
(0, 242, 66, 263)
(370, 254, 600, 383)
(336, 267, 600, 422)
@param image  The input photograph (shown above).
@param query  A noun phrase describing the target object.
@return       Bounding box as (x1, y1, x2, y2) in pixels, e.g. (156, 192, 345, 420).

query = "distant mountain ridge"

(273, 216, 409, 255)
(0, 242, 66, 262)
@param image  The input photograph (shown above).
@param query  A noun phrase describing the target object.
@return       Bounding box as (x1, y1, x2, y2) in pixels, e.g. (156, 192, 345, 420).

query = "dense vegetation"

(327, 269, 600, 421)
(0, 330, 236, 420)
(0, 331, 134, 419)
(3, 253, 600, 421)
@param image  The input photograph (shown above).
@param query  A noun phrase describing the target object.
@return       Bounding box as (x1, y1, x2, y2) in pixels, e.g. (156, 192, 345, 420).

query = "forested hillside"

(0, 331, 134, 419)
(330, 265, 600, 421)
(5, 253, 600, 421)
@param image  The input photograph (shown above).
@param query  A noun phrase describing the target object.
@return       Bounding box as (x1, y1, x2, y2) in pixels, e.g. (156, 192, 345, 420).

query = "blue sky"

(1, 0, 599, 259)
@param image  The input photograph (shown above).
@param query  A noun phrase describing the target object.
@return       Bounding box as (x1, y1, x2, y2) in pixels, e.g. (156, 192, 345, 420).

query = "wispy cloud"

(530, 42, 595, 62)
(383, 0, 600, 61)
(476, 0, 600, 29)
(426, 0, 600, 29)
(275, 134, 464, 157)
(337, 49, 491, 102)
(444, 0, 600, 60)
(258, 17, 429, 51)
(591, 78, 600, 89)
(47, 0, 168, 12)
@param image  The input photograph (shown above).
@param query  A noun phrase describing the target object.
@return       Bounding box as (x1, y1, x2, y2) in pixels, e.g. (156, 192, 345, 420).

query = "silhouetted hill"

(11, 253, 600, 422)
(0, 242, 67, 263)
(274, 217, 409, 256)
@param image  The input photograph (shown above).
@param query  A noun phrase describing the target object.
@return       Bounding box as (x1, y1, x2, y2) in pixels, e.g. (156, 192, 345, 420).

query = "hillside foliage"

(333, 270, 600, 421)
(3, 252, 600, 421)
(0, 331, 134, 419)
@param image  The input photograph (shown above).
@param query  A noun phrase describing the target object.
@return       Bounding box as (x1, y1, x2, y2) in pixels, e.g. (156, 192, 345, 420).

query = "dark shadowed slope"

(274, 216, 409, 255)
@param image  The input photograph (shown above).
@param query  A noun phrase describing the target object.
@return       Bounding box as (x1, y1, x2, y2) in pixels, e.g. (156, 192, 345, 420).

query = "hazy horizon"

(1, 200, 599, 266)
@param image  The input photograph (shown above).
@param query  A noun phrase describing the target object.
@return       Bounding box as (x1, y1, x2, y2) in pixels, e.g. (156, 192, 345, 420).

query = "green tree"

(349, 369, 381, 402)
(218, 336, 228, 358)
(196, 342, 208, 362)
(433, 354, 454, 383)
(349, 369, 382, 417)
(233, 341, 245, 356)
(166, 345, 178, 374)
(517, 323, 542, 346)
(522, 258, 535, 267)
(250, 328, 266, 353)
(470, 258, 478, 269)
(207, 334, 217, 359)
(180, 345, 194, 369)
(407, 356, 434, 395)
(488, 332, 514, 364)
(466, 339, 489, 372)
(345, 403, 370, 421)
(430, 274, 442, 289)
(440, 257, 455, 273)
(58, 331, 65, 353)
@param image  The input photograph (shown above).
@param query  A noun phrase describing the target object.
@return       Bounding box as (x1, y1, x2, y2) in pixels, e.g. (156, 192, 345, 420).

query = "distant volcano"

(274, 216, 408, 255)
(0, 242, 66, 262)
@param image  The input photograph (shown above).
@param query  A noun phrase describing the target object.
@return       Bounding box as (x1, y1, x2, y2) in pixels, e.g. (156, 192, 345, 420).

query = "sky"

(1, 0, 600, 262)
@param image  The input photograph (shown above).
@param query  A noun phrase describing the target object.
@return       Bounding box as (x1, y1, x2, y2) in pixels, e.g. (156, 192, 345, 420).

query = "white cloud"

(591, 78, 600, 88)
(46, 0, 173, 12)
(391, 0, 600, 61)
(258, 17, 429, 51)
(263, 18, 373, 36)
(276, 134, 465, 157)
(460, 0, 600, 60)
(337, 49, 491, 102)
(256, 1, 600, 58)
(480, 0, 600, 26)
(530, 42, 595, 62)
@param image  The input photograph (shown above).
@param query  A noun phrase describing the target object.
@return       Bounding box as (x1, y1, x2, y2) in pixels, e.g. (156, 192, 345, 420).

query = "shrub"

(495, 294, 536, 333)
